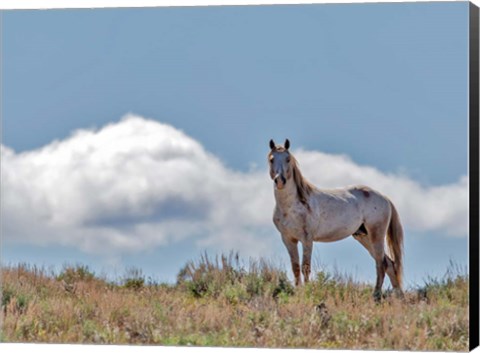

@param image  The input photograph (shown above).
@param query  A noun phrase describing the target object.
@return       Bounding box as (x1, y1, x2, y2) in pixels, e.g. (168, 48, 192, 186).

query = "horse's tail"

(387, 200, 404, 289)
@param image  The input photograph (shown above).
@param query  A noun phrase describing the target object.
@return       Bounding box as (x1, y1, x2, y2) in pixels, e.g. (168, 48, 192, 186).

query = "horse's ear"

(284, 139, 290, 150)
(269, 139, 275, 150)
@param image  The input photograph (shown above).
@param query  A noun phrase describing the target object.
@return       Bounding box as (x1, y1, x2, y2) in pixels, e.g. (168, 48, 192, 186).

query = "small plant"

(416, 260, 468, 303)
(1, 286, 14, 308)
(57, 264, 95, 283)
(223, 284, 248, 304)
(1, 286, 30, 315)
(82, 319, 98, 341)
(122, 267, 145, 290)
(177, 252, 244, 298)
(245, 273, 265, 297)
(15, 293, 29, 314)
(56, 264, 96, 294)
(177, 252, 294, 300)
(272, 274, 294, 299)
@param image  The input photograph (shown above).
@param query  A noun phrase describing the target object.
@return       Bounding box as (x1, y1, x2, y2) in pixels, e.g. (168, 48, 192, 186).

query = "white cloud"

(1, 114, 468, 258)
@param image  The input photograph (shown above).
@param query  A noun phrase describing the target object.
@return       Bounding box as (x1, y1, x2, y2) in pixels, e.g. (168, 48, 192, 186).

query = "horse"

(268, 139, 404, 300)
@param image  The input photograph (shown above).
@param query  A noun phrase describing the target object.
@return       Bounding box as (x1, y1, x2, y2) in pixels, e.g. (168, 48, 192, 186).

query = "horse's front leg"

(301, 239, 313, 284)
(282, 236, 301, 286)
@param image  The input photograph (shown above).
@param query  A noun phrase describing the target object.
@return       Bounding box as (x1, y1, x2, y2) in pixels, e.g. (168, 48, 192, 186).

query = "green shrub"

(416, 261, 468, 303)
(177, 252, 243, 298)
(223, 284, 248, 304)
(1, 286, 29, 314)
(16, 293, 29, 313)
(272, 274, 294, 300)
(122, 267, 145, 290)
(176, 252, 293, 300)
(1, 286, 14, 308)
(57, 264, 95, 283)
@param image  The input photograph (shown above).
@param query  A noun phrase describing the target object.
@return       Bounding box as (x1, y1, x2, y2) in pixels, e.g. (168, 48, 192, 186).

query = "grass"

(0, 254, 469, 350)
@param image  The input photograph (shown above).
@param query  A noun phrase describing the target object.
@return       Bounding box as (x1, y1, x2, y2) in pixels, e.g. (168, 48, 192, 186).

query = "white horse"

(268, 139, 404, 300)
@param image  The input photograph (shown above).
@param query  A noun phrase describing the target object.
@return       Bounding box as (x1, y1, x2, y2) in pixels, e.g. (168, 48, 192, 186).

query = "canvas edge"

(469, 1, 480, 351)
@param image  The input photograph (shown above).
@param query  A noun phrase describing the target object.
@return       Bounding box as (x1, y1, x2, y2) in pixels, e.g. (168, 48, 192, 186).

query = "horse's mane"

(290, 154, 316, 206)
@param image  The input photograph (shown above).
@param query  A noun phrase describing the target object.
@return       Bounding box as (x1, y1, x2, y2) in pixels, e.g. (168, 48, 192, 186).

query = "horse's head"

(268, 139, 292, 190)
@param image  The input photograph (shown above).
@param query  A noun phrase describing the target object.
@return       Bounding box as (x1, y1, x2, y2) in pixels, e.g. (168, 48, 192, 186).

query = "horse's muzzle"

(274, 174, 287, 189)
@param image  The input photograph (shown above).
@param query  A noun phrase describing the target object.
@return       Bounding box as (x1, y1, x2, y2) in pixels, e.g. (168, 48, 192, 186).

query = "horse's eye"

(269, 158, 274, 163)
(286, 157, 291, 163)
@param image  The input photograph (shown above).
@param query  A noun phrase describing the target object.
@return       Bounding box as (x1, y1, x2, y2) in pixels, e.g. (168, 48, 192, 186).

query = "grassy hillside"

(0, 253, 469, 350)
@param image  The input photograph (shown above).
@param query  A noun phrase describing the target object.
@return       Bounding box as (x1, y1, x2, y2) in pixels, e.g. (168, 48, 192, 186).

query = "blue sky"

(1, 2, 470, 286)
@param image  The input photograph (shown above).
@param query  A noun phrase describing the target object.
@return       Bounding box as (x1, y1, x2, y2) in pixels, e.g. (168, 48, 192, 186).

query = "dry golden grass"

(0, 254, 469, 350)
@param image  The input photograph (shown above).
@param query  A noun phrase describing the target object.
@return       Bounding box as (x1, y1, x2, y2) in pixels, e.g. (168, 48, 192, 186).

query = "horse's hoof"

(373, 291, 382, 303)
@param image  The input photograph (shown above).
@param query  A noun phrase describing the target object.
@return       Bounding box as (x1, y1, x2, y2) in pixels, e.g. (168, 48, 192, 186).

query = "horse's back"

(347, 185, 391, 224)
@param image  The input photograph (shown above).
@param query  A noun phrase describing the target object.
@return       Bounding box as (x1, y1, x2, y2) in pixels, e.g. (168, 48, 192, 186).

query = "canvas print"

(0, 1, 477, 351)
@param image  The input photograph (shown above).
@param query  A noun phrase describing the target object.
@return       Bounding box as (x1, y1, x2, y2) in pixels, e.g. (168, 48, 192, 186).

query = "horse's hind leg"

(364, 224, 388, 302)
(353, 232, 401, 292)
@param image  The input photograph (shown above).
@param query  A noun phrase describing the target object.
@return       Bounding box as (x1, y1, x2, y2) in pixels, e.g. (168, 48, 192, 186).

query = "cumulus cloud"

(0, 114, 468, 258)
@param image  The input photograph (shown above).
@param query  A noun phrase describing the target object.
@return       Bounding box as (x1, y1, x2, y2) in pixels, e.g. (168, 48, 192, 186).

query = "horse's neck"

(274, 178, 300, 211)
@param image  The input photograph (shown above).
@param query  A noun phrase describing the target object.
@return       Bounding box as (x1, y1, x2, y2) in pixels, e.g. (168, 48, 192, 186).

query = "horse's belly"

(312, 229, 352, 242)
(308, 212, 362, 242)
